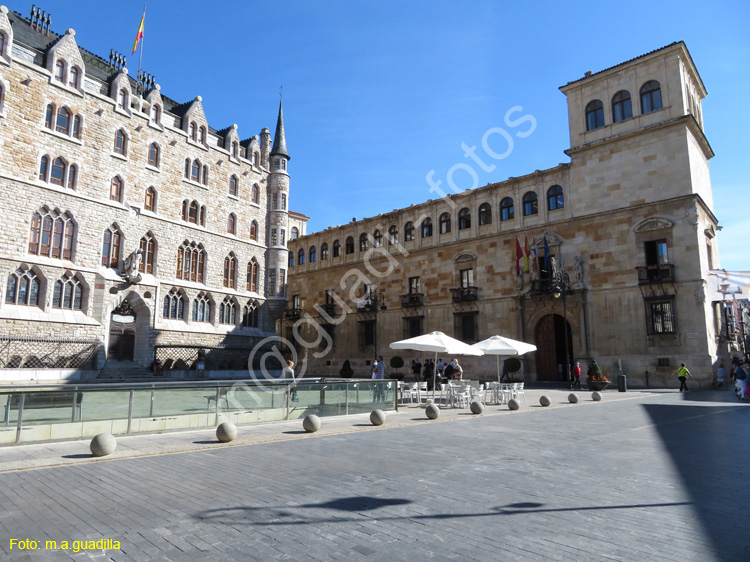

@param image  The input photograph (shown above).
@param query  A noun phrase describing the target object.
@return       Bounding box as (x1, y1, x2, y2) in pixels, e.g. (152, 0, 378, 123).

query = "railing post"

(285, 383, 290, 420)
(214, 385, 220, 426)
(71, 386, 78, 423)
(15, 393, 25, 444)
(127, 389, 134, 433)
(345, 383, 349, 416)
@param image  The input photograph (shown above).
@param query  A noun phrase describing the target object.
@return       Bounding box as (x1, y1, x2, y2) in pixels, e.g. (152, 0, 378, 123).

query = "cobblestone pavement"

(0, 389, 747, 561)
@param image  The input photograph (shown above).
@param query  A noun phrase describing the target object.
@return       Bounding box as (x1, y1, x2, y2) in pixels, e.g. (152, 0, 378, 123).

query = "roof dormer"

(145, 84, 164, 129)
(179, 96, 208, 147)
(218, 124, 241, 161)
(109, 68, 132, 116)
(46, 28, 85, 95)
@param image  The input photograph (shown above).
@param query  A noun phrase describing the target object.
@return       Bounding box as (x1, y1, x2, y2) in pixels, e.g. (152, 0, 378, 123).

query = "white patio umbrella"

(390, 331, 483, 397)
(471, 335, 537, 381)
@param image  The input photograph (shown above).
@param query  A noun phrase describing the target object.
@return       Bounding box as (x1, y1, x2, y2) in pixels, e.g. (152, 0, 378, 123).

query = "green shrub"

(390, 356, 404, 369)
(504, 357, 521, 373)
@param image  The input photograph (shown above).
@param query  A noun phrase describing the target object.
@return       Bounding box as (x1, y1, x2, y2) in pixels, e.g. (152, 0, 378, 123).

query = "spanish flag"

(515, 237, 523, 277)
(131, 10, 145, 54)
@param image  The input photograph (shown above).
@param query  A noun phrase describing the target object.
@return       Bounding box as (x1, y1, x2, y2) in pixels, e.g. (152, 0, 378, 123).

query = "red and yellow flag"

(515, 238, 524, 276)
(524, 235, 530, 274)
(131, 10, 145, 54)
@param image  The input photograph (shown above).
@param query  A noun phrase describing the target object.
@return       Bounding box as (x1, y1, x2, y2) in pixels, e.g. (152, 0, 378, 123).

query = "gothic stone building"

(0, 6, 302, 381)
(286, 41, 724, 387)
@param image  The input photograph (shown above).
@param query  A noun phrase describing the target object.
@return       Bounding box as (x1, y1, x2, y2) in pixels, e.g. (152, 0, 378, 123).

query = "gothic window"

(252, 184, 260, 204)
(117, 88, 128, 110)
(5, 268, 40, 307)
(458, 208, 471, 230)
(28, 207, 75, 260)
(231, 141, 239, 159)
(73, 115, 81, 139)
(290, 227, 299, 240)
(52, 273, 83, 310)
(253, 152, 259, 166)
(162, 288, 185, 320)
(139, 233, 156, 274)
(191, 159, 200, 182)
(478, 203, 492, 226)
(202, 164, 209, 185)
(176, 241, 206, 283)
(229, 175, 238, 196)
(547, 185, 564, 211)
(219, 296, 237, 325)
(227, 213, 236, 235)
(192, 292, 211, 323)
(54, 60, 65, 82)
(189, 122, 196, 141)
(56, 107, 70, 134)
(310, 246, 317, 262)
(522, 192, 538, 216)
(110, 176, 124, 202)
(250, 220, 258, 241)
(113, 129, 127, 156)
(200, 205, 206, 226)
(439, 212, 451, 234)
(333, 240, 341, 257)
(288, 251, 294, 267)
(612, 90, 633, 123)
(585, 100, 605, 130)
(38, 155, 49, 181)
(345, 237, 354, 255)
(421, 218, 433, 238)
(321, 242, 329, 260)
(144, 187, 157, 212)
(247, 259, 259, 292)
(67, 165, 77, 190)
(69, 66, 80, 89)
(0, 33, 5, 58)
(359, 233, 369, 251)
(298, 248, 305, 265)
(50, 157, 66, 186)
(242, 300, 259, 327)
(199, 126, 206, 144)
(101, 225, 122, 267)
(373, 230, 383, 248)
(45, 104, 54, 128)
(388, 225, 398, 245)
(500, 197, 514, 221)
(148, 143, 160, 167)
(404, 222, 415, 242)
(223, 253, 237, 288)
(640, 80, 662, 114)
(150, 104, 161, 125)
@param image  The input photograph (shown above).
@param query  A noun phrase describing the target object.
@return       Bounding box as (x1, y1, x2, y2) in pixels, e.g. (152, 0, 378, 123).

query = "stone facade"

(286, 42, 727, 387)
(0, 6, 306, 377)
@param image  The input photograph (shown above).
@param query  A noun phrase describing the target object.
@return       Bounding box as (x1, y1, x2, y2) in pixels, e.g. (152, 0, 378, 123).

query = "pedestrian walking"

(283, 360, 299, 402)
(677, 363, 692, 392)
(570, 361, 582, 389)
(713, 362, 727, 389)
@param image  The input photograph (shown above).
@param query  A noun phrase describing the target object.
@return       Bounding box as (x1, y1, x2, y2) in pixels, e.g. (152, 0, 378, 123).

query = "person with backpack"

(735, 362, 748, 400)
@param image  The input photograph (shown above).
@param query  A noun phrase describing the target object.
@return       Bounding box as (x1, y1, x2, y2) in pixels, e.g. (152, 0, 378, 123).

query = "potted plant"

(586, 360, 609, 390)
(389, 356, 405, 381)
(503, 357, 523, 382)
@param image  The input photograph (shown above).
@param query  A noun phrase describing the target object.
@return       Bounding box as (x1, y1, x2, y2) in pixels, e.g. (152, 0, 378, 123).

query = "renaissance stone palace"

(0, 5, 307, 381)
(285, 41, 731, 387)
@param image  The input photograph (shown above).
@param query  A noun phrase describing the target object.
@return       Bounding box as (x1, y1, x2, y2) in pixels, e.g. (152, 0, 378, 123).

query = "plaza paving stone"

(0, 388, 747, 561)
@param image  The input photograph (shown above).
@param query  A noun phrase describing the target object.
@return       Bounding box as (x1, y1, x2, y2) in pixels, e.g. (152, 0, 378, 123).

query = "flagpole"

(138, 5, 145, 82)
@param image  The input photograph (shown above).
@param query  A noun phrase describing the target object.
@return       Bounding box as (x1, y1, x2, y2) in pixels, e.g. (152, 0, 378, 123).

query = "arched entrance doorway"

(534, 314, 573, 382)
(108, 299, 136, 361)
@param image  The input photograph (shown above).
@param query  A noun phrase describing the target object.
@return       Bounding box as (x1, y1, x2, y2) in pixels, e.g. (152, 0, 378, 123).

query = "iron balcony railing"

(400, 293, 425, 307)
(636, 264, 675, 284)
(450, 286, 478, 302)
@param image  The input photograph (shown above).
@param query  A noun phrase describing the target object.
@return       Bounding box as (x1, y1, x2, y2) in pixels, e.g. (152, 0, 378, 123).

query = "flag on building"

(543, 234, 550, 274)
(131, 10, 145, 54)
(524, 235, 531, 274)
(515, 237, 523, 276)
(531, 237, 539, 273)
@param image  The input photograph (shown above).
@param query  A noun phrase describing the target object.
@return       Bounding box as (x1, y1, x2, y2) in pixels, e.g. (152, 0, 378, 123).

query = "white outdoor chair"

(471, 385, 486, 404)
(513, 382, 527, 405)
(449, 384, 471, 408)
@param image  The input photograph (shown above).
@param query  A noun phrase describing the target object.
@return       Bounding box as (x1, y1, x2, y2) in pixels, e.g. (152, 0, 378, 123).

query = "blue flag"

(543, 235, 550, 273)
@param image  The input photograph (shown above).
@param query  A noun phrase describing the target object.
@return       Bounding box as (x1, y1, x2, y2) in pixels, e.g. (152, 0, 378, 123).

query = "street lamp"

(366, 289, 387, 357)
(552, 271, 574, 384)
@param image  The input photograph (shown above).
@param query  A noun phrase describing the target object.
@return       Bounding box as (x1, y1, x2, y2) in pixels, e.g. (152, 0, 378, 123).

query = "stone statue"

(574, 256, 584, 288)
(121, 249, 143, 284)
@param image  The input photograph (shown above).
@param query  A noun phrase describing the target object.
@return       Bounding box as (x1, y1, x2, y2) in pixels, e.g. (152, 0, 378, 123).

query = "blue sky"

(19, 0, 750, 269)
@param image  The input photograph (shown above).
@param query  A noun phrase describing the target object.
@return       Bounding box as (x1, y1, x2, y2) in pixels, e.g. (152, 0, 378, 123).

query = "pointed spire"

(270, 98, 290, 160)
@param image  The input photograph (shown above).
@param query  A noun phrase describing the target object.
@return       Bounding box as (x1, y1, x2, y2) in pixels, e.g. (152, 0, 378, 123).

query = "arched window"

(223, 253, 237, 288)
(190, 160, 200, 182)
(144, 187, 157, 212)
(250, 220, 258, 241)
(290, 227, 299, 240)
(298, 248, 305, 265)
(185, 201, 198, 223)
(345, 237, 354, 254)
(117, 88, 128, 110)
(458, 208, 471, 230)
(148, 143, 160, 167)
(139, 233, 156, 274)
(192, 292, 211, 322)
(227, 213, 236, 235)
(39, 155, 49, 181)
(56, 107, 70, 134)
(69, 66, 80, 89)
(404, 222, 415, 242)
(114, 129, 127, 156)
(200, 205, 206, 226)
(640, 80, 662, 113)
(252, 184, 260, 204)
(0, 33, 5, 58)
(229, 175, 238, 196)
(101, 225, 122, 267)
(288, 251, 294, 267)
(199, 126, 206, 144)
(162, 288, 185, 320)
(500, 197, 514, 221)
(28, 207, 75, 260)
(309, 246, 317, 263)
(67, 164, 77, 190)
(110, 176, 123, 202)
(5, 268, 40, 307)
(612, 90, 632, 123)
(247, 259, 259, 292)
(242, 300, 259, 327)
(547, 185, 564, 211)
(45, 104, 54, 129)
(151, 104, 161, 124)
(522, 192, 538, 216)
(439, 212, 451, 234)
(231, 141, 239, 158)
(333, 240, 341, 257)
(388, 225, 398, 245)
(176, 241, 206, 283)
(189, 122, 196, 141)
(52, 273, 82, 310)
(72, 115, 81, 139)
(585, 100, 604, 131)
(421, 218, 433, 238)
(478, 203, 492, 226)
(321, 242, 329, 260)
(373, 230, 383, 248)
(219, 296, 237, 325)
(50, 157, 66, 186)
(54, 60, 65, 82)
(359, 233, 369, 251)
(202, 164, 209, 185)
(253, 152, 259, 167)
(184, 158, 190, 178)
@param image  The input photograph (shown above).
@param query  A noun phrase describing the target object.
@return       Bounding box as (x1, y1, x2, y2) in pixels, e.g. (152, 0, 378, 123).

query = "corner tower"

(265, 99, 291, 327)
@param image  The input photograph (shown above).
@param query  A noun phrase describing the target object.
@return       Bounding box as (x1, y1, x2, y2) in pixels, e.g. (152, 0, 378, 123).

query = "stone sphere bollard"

(216, 421, 237, 443)
(425, 403, 440, 419)
(507, 398, 520, 410)
(568, 393, 579, 404)
(470, 400, 484, 415)
(592, 391, 603, 401)
(539, 395, 551, 407)
(303, 414, 321, 433)
(90, 433, 117, 457)
(370, 409, 386, 426)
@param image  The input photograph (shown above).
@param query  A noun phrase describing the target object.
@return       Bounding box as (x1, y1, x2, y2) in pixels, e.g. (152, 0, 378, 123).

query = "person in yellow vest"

(677, 363, 692, 392)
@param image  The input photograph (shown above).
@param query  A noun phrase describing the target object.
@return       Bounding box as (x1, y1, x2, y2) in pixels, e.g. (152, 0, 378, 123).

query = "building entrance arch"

(108, 299, 137, 361)
(534, 314, 573, 382)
